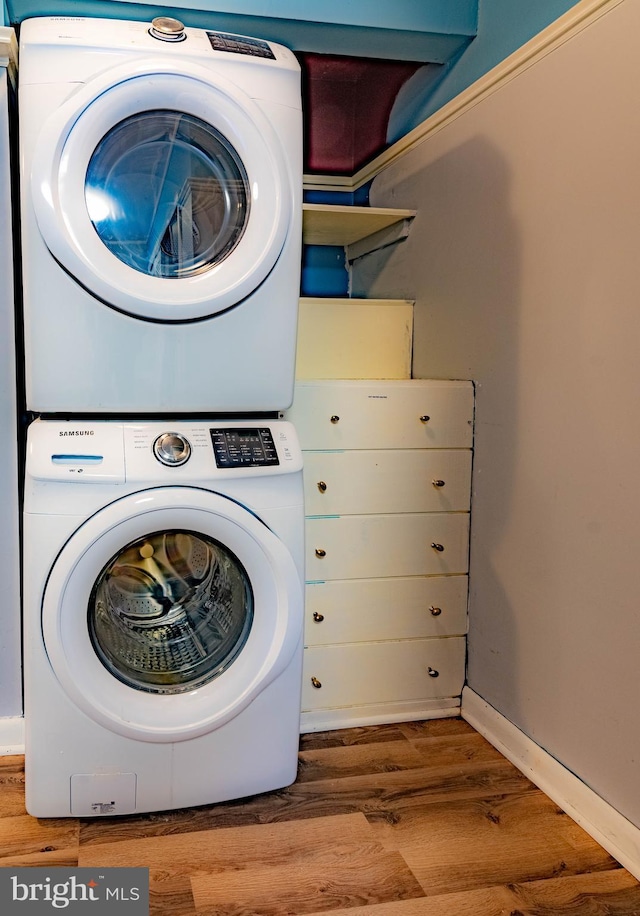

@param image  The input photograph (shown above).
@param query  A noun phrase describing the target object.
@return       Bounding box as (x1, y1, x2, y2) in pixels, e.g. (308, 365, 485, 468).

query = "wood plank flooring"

(1, 717, 639, 915)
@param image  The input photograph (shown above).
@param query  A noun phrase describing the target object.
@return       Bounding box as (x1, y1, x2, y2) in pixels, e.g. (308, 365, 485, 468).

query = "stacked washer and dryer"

(19, 16, 305, 817)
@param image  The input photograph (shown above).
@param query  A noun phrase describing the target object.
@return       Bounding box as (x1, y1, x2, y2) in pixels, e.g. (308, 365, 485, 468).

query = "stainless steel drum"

(88, 529, 253, 693)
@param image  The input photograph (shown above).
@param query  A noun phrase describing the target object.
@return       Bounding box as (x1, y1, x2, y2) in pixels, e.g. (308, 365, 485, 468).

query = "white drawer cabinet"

(306, 513, 470, 580)
(303, 449, 472, 515)
(302, 637, 466, 712)
(287, 378, 473, 733)
(305, 576, 468, 646)
(286, 379, 473, 450)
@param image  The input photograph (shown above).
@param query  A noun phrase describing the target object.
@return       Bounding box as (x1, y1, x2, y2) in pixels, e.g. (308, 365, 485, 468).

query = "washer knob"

(153, 432, 191, 466)
(149, 17, 186, 41)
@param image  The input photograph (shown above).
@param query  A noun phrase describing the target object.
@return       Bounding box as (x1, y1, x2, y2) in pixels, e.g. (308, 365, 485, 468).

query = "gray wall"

(353, 0, 640, 829)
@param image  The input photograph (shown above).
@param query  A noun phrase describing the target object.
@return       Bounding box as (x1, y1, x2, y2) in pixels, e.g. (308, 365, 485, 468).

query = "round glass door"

(42, 488, 302, 742)
(89, 529, 253, 694)
(85, 111, 250, 279)
(31, 62, 294, 321)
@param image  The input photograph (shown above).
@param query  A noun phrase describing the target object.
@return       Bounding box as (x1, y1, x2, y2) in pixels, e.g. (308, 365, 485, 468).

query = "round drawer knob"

(420, 415, 431, 423)
(317, 481, 327, 493)
(330, 415, 340, 424)
(429, 606, 442, 616)
(431, 542, 445, 552)
(315, 548, 327, 558)
(432, 479, 446, 488)
(428, 667, 440, 678)
(312, 612, 325, 622)
(311, 677, 322, 689)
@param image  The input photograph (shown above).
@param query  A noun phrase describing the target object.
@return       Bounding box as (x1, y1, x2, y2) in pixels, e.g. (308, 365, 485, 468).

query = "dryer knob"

(153, 433, 192, 467)
(149, 17, 187, 41)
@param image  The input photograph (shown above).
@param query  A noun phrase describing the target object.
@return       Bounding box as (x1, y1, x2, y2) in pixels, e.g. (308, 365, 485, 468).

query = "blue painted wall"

(5, 1, 477, 61)
(388, 0, 583, 142)
(7, 1, 584, 145)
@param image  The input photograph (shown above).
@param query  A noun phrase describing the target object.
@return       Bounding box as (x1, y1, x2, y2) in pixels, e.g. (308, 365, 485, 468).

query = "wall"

(0, 62, 22, 725)
(388, 0, 582, 141)
(353, 0, 640, 829)
(5, 1, 476, 62)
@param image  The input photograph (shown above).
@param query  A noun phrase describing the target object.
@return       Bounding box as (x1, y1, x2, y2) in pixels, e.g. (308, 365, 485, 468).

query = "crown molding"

(303, 0, 623, 194)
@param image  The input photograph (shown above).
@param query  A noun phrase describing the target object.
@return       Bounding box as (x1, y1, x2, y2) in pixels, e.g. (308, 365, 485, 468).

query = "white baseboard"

(462, 687, 640, 881)
(300, 697, 460, 733)
(0, 716, 24, 756)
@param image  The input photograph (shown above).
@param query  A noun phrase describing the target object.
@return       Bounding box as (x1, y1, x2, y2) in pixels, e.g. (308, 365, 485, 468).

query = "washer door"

(42, 488, 302, 743)
(31, 59, 294, 321)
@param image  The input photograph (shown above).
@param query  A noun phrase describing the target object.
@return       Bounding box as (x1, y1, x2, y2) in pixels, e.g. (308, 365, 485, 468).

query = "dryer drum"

(88, 529, 254, 693)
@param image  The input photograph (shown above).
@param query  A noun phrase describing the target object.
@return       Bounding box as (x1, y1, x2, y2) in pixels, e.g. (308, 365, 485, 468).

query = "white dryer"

(19, 16, 302, 414)
(23, 418, 304, 817)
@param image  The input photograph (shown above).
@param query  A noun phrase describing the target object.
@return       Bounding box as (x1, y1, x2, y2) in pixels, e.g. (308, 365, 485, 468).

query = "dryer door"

(31, 59, 297, 321)
(42, 487, 303, 742)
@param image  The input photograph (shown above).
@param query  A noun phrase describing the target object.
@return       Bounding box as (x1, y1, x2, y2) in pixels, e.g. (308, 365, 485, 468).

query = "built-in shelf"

(302, 203, 416, 247)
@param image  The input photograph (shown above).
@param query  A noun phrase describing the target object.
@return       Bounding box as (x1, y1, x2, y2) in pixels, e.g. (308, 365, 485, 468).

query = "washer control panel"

(26, 420, 302, 485)
(153, 432, 192, 467)
(210, 427, 279, 468)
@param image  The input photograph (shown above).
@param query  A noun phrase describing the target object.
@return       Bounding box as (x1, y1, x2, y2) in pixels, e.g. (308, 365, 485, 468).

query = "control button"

(149, 17, 186, 41)
(153, 432, 191, 466)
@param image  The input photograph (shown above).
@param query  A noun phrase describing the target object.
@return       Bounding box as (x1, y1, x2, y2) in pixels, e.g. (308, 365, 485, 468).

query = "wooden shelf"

(302, 203, 416, 247)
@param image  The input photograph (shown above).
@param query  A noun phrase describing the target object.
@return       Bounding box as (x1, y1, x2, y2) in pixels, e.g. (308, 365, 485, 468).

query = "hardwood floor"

(1, 717, 639, 915)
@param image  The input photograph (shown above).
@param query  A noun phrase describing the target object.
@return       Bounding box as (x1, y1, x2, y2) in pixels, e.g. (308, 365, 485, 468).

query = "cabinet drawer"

(302, 637, 466, 710)
(305, 575, 468, 645)
(286, 380, 474, 450)
(303, 449, 471, 515)
(306, 513, 469, 580)
(296, 299, 413, 380)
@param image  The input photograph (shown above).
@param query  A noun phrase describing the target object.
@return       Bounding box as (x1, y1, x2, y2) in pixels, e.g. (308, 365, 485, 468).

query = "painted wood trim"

(0, 27, 17, 66)
(0, 716, 24, 756)
(461, 687, 640, 881)
(303, 0, 625, 193)
(300, 697, 461, 733)
(299, 296, 414, 307)
(0, 27, 18, 84)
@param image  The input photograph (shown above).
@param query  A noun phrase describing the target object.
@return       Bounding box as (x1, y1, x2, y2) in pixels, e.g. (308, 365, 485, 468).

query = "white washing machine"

(23, 418, 304, 817)
(19, 16, 302, 414)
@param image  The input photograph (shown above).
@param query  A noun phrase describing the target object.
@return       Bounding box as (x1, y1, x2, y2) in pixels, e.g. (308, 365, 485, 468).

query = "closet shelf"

(302, 203, 416, 247)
